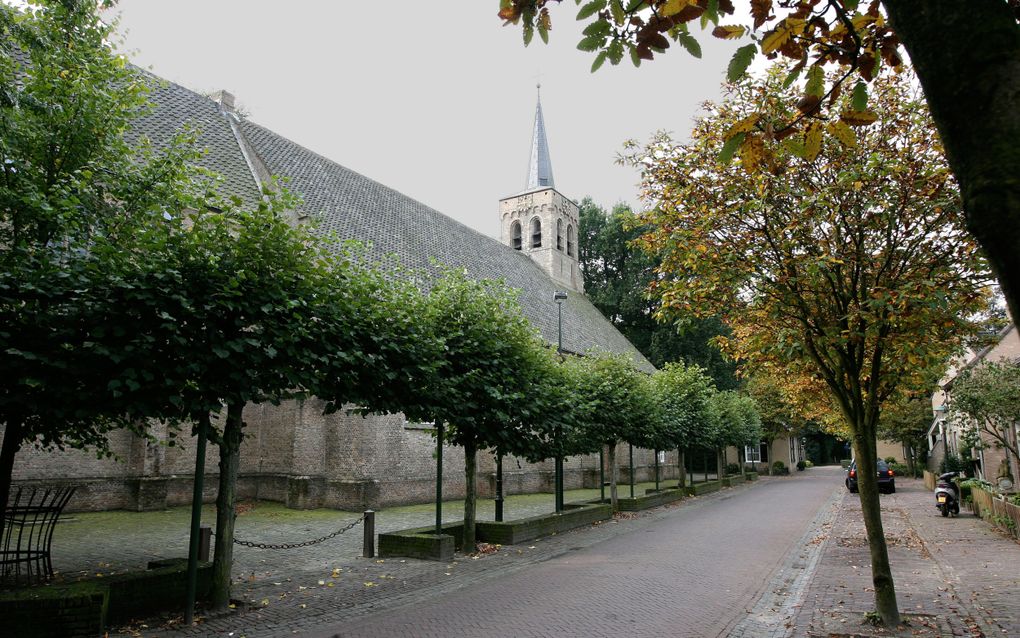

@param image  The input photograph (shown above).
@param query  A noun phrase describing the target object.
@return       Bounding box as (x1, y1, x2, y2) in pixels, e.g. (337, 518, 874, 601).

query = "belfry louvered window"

(531, 217, 542, 248)
(567, 224, 575, 257)
(511, 221, 522, 250)
(556, 219, 563, 251)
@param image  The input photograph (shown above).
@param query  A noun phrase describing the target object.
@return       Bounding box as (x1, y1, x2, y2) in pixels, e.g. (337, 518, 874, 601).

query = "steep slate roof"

(132, 77, 262, 205)
(136, 78, 653, 372)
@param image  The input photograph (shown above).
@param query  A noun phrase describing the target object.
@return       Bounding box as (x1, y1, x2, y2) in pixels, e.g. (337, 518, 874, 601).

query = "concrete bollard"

(363, 510, 375, 558)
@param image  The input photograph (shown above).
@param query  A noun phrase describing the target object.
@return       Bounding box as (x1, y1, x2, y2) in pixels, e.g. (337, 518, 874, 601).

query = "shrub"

(725, 463, 740, 475)
(772, 461, 789, 475)
(884, 456, 898, 464)
(796, 460, 806, 471)
(804, 460, 814, 468)
(940, 453, 970, 476)
(888, 462, 909, 476)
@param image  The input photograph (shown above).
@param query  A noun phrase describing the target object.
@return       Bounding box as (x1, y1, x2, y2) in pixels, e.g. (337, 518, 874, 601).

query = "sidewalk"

(786, 476, 1020, 637)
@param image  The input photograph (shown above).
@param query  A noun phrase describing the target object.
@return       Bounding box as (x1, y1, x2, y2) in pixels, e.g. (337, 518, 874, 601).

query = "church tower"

(499, 88, 584, 293)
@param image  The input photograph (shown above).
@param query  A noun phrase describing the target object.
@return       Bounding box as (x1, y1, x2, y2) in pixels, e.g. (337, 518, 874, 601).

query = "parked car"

(845, 460, 896, 494)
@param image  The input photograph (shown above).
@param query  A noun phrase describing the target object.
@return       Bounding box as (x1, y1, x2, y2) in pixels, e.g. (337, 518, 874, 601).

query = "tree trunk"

(0, 419, 24, 541)
(211, 403, 244, 611)
(608, 443, 618, 511)
(852, 426, 901, 625)
(717, 449, 725, 478)
(677, 448, 686, 487)
(739, 446, 746, 478)
(883, 0, 1020, 324)
(463, 439, 477, 551)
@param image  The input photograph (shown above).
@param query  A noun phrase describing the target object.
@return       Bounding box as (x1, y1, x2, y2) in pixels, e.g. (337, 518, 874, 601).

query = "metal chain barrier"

(216, 514, 366, 550)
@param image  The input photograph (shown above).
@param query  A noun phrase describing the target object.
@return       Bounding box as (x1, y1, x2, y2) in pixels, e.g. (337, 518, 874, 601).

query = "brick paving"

(307, 469, 838, 638)
(786, 474, 1020, 637)
(43, 468, 1020, 637)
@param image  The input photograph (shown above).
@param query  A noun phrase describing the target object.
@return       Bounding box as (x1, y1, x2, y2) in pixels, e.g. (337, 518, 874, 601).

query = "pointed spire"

(525, 84, 555, 191)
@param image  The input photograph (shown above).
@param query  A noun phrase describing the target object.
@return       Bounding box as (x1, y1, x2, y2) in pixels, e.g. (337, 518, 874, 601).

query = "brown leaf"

(712, 25, 746, 40)
(858, 53, 877, 81)
(796, 94, 821, 115)
(750, 0, 772, 30)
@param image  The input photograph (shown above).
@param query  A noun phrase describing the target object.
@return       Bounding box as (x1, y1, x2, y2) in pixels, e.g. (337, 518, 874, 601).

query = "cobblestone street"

(45, 467, 1020, 637)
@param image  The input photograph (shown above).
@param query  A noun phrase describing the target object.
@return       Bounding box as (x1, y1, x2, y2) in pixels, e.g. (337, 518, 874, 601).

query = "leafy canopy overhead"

(628, 67, 987, 426)
(578, 198, 738, 388)
(625, 62, 988, 627)
(497, 1, 1020, 338)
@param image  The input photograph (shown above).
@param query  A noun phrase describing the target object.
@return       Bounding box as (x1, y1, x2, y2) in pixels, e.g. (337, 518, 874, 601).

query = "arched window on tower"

(567, 224, 575, 257)
(511, 221, 522, 250)
(556, 219, 563, 251)
(531, 217, 542, 248)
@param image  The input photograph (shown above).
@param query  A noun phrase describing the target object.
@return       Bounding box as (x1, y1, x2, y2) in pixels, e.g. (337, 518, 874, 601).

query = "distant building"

(929, 322, 1020, 486)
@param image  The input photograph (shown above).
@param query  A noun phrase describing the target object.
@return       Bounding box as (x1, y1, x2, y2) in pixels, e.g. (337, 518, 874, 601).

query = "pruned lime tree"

(624, 67, 987, 624)
(498, 0, 1020, 334)
(0, 0, 209, 536)
(408, 268, 552, 549)
(713, 390, 762, 476)
(569, 350, 659, 510)
(651, 362, 717, 485)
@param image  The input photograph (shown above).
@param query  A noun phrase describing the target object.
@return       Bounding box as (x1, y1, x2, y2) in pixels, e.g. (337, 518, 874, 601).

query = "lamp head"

(554, 290, 568, 302)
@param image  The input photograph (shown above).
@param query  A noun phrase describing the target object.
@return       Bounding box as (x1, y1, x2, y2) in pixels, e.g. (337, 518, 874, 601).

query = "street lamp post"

(554, 290, 567, 513)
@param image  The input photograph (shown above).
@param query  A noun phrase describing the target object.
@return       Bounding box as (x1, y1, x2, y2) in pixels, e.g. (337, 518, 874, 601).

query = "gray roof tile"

(132, 77, 652, 372)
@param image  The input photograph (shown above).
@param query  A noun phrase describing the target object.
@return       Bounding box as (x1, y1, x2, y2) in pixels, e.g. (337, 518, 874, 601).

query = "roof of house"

(137, 77, 654, 372)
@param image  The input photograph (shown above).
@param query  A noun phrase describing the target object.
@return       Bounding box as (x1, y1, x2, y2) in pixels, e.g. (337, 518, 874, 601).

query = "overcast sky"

(106, 1, 740, 239)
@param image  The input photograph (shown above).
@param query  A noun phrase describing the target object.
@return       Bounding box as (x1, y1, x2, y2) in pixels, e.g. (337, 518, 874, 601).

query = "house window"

(531, 217, 542, 248)
(567, 224, 574, 257)
(744, 445, 761, 464)
(511, 221, 522, 250)
(556, 219, 563, 251)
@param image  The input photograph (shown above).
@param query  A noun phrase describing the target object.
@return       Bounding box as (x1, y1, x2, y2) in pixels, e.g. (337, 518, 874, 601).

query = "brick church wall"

(7, 399, 679, 513)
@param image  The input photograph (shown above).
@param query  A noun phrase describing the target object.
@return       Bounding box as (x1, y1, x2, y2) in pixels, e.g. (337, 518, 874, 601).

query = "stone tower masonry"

(499, 88, 584, 293)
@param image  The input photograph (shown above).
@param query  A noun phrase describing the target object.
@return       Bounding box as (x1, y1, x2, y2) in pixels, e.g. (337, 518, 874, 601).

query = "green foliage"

(568, 350, 660, 450)
(577, 198, 738, 389)
(411, 267, 551, 460)
(949, 361, 1020, 464)
(796, 459, 806, 471)
(940, 453, 970, 476)
(0, 0, 210, 453)
(651, 361, 716, 451)
(711, 390, 762, 450)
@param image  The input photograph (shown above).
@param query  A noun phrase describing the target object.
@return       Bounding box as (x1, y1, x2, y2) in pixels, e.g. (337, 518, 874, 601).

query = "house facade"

(928, 322, 1020, 487)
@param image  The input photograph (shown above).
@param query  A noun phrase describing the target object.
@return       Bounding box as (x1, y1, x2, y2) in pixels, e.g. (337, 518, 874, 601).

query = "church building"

(12, 75, 674, 512)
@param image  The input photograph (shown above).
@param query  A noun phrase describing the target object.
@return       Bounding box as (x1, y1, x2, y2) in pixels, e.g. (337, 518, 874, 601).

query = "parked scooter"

(934, 471, 961, 517)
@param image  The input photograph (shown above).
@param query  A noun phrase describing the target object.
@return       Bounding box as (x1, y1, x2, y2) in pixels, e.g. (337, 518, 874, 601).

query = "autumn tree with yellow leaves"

(498, 0, 1020, 374)
(623, 68, 987, 624)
